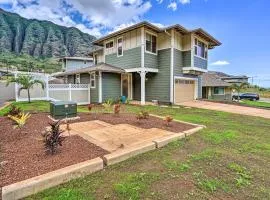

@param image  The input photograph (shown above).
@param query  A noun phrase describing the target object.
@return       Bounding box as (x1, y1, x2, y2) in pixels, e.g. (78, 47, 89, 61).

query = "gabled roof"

(59, 57, 93, 62)
(93, 21, 221, 48)
(54, 63, 124, 76)
(201, 72, 231, 87)
(209, 71, 249, 79)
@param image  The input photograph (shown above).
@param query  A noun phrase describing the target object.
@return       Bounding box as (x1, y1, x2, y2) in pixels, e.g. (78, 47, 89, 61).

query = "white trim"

(117, 36, 123, 57)
(125, 67, 158, 73)
(182, 67, 208, 73)
(89, 72, 96, 88)
(75, 74, 80, 84)
(98, 71, 102, 103)
(170, 29, 174, 103)
(191, 34, 195, 67)
(139, 71, 146, 105)
(173, 76, 199, 103)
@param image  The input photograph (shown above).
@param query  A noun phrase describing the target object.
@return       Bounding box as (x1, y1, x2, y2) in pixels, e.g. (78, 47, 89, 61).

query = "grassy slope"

(0, 53, 61, 73)
(1, 101, 270, 199)
(241, 100, 270, 108)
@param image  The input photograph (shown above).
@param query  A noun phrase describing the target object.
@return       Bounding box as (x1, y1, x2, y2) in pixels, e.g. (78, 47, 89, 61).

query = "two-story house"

(55, 21, 221, 105)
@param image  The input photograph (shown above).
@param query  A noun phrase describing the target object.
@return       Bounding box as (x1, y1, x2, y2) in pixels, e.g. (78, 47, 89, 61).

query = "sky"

(0, 0, 270, 87)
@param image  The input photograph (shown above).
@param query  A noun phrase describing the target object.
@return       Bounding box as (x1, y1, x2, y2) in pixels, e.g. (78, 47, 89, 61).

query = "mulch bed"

(0, 114, 109, 188)
(76, 113, 195, 133)
(0, 112, 194, 190)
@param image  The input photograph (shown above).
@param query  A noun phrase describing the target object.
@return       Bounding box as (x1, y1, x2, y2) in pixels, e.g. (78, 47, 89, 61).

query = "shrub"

(136, 111, 149, 120)
(114, 104, 121, 115)
(164, 115, 173, 126)
(103, 99, 113, 113)
(6, 104, 22, 117)
(43, 120, 65, 155)
(8, 112, 31, 129)
(87, 104, 94, 112)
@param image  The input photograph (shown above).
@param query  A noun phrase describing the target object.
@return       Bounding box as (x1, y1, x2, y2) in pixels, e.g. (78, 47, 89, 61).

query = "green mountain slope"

(0, 8, 96, 58)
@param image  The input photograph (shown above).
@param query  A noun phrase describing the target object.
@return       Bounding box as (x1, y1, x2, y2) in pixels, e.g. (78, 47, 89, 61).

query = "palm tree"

(6, 75, 45, 103)
(230, 82, 249, 101)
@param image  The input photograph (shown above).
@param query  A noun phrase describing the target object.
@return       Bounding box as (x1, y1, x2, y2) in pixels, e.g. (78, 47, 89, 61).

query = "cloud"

(167, 2, 177, 11)
(1, 0, 152, 37)
(210, 60, 230, 66)
(179, 0, 190, 4)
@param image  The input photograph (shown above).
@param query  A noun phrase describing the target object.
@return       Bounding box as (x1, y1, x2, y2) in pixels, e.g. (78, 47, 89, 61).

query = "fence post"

(14, 72, 18, 102)
(69, 84, 72, 101)
(46, 75, 49, 101)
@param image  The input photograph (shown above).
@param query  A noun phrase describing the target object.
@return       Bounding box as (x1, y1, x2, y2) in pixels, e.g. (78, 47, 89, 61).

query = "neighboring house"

(209, 71, 249, 85)
(201, 72, 232, 101)
(55, 21, 221, 104)
(59, 57, 93, 72)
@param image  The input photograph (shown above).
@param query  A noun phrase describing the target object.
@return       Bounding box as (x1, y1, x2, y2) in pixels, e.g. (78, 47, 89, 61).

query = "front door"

(121, 74, 132, 99)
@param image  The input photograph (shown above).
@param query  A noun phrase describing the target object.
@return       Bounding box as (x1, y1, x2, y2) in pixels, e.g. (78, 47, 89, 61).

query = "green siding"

(183, 50, 191, 67)
(105, 47, 141, 69)
(173, 49, 183, 75)
(66, 60, 92, 71)
(145, 48, 171, 103)
(144, 52, 158, 68)
(194, 56, 207, 69)
(102, 73, 121, 101)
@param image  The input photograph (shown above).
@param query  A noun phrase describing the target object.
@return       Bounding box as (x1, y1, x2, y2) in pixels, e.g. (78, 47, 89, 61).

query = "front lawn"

(240, 100, 270, 109)
(19, 102, 270, 200)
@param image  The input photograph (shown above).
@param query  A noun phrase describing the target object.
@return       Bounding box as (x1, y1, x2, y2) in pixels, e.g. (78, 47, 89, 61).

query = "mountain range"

(0, 8, 96, 58)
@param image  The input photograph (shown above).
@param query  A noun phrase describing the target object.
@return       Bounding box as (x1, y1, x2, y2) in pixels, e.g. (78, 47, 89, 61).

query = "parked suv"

(232, 93, 260, 101)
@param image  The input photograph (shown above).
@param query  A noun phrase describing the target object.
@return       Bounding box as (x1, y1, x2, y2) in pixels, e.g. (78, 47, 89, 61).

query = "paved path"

(179, 101, 270, 119)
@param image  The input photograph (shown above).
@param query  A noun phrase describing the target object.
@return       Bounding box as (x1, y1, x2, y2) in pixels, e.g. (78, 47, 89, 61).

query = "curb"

(103, 142, 156, 166)
(153, 132, 185, 148)
(2, 158, 103, 200)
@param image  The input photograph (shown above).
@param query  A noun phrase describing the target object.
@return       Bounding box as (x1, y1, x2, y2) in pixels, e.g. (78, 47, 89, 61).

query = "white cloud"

(167, 2, 177, 11)
(1, 0, 152, 37)
(210, 60, 230, 66)
(179, 0, 190, 4)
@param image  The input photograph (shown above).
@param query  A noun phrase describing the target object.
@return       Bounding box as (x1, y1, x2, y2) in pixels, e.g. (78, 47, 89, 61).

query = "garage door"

(175, 79, 195, 103)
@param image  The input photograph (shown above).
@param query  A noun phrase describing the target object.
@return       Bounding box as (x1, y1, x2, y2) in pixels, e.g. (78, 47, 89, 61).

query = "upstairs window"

(105, 41, 114, 49)
(146, 33, 157, 54)
(194, 38, 208, 59)
(117, 37, 123, 57)
(90, 72, 96, 88)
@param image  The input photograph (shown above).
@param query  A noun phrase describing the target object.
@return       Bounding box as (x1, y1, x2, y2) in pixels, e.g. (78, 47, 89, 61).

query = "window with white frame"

(94, 54, 98, 65)
(105, 41, 114, 49)
(75, 74, 80, 84)
(213, 87, 225, 95)
(90, 72, 96, 88)
(194, 38, 208, 59)
(117, 37, 123, 57)
(145, 33, 157, 54)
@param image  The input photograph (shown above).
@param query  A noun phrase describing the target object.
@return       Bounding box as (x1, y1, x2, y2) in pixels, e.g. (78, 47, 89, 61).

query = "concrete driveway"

(179, 101, 270, 119)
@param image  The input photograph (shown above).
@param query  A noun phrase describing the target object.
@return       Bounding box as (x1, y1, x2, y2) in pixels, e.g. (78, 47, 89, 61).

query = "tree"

(230, 82, 249, 101)
(6, 75, 45, 103)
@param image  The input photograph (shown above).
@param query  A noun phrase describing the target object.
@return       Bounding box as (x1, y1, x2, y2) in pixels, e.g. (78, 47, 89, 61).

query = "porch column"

(98, 71, 102, 103)
(140, 71, 146, 105)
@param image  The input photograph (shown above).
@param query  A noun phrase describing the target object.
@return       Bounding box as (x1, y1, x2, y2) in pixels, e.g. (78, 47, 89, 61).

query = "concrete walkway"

(179, 101, 270, 119)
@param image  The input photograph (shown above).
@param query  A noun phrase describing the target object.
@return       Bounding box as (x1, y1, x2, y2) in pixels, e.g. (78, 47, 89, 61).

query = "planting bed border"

(2, 116, 205, 200)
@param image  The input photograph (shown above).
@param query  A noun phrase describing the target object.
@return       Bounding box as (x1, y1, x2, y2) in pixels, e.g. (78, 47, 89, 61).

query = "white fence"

(14, 72, 90, 105)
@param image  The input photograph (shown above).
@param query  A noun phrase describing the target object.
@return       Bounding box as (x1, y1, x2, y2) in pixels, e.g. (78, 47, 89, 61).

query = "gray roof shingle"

(201, 72, 231, 87)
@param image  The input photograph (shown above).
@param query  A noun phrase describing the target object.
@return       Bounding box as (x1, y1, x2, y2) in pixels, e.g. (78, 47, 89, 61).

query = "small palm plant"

(6, 74, 45, 103)
(230, 82, 249, 102)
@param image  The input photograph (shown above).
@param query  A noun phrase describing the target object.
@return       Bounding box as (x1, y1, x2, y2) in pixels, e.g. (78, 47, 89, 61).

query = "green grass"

(2, 101, 270, 199)
(241, 100, 270, 108)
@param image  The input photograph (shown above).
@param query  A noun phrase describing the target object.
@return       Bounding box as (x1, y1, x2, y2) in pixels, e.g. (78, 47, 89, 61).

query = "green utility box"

(50, 101, 77, 119)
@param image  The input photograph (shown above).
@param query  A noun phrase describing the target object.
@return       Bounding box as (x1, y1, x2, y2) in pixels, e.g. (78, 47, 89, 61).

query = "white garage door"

(175, 79, 195, 104)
